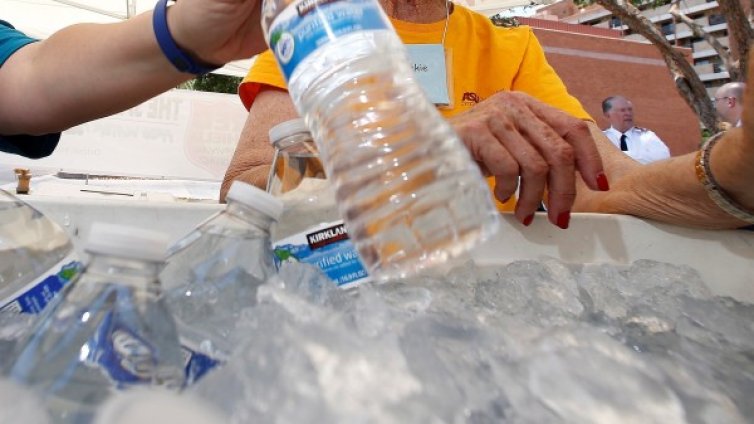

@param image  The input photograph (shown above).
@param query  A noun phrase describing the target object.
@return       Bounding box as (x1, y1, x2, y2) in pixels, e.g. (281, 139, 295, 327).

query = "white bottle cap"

(268, 118, 309, 145)
(94, 388, 226, 424)
(85, 222, 170, 262)
(226, 181, 284, 221)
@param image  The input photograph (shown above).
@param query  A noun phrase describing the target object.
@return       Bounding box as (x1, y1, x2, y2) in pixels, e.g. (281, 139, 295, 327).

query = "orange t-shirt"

(239, 5, 592, 211)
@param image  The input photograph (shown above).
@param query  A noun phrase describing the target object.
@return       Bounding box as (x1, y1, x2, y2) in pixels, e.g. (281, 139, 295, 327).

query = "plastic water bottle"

(262, 0, 500, 279)
(160, 181, 283, 385)
(267, 118, 370, 288)
(0, 189, 81, 314)
(7, 222, 185, 423)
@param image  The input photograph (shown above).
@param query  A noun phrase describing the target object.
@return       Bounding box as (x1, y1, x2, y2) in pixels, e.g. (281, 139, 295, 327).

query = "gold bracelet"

(695, 132, 754, 225)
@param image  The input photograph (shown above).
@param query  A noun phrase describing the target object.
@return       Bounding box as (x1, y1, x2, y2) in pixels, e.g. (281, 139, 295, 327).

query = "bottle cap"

(226, 181, 284, 221)
(268, 118, 309, 145)
(85, 222, 170, 261)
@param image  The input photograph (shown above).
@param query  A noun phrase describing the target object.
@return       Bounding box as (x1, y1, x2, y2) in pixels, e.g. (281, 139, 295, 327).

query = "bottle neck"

(224, 200, 276, 233)
(84, 253, 163, 291)
(272, 132, 316, 152)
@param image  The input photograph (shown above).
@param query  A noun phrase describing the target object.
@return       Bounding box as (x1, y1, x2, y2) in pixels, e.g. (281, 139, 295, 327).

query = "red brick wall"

(531, 28, 700, 155)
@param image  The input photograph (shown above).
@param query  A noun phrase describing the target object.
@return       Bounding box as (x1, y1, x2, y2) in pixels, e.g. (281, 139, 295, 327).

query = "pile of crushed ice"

(3, 258, 753, 423)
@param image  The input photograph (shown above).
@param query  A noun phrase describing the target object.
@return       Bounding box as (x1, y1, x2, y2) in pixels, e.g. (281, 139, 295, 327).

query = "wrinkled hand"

(450, 91, 609, 228)
(168, 0, 266, 66)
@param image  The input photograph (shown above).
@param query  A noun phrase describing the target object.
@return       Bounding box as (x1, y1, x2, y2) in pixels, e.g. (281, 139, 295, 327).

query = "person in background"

(0, 0, 265, 158)
(601, 95, 671, 164)
(713, 82, 746, 128)
(222, 0, 611, 230)
(223, 0, 754, 233)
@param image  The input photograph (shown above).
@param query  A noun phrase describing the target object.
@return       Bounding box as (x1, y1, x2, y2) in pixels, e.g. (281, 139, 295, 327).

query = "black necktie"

(620, 133, 628, 151)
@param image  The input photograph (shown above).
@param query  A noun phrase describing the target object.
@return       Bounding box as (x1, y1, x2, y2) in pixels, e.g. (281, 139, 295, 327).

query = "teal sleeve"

(0, 20, 37, 67)
(0, 20, 60, 158)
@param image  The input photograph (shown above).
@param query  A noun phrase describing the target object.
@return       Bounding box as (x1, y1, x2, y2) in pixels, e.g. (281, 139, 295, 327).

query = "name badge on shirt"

(405, 44, 450, 106)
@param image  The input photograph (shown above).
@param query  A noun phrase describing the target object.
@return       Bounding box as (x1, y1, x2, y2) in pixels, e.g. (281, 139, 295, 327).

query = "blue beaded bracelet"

(152, 0, 219, 75)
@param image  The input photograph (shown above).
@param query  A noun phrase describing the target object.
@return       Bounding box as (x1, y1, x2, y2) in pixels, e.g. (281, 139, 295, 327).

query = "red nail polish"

(596, 172, 610, 191)
(557, 211, 570, 229)
(523, 214, 534, 226)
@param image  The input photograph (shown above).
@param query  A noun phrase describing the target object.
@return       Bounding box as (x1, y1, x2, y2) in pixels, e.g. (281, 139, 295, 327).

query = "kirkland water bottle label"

(267, 0, 390, 80)
(0, 254, 82, 314)
(273, 220, 370, 288)
(180, 344, 222, 386)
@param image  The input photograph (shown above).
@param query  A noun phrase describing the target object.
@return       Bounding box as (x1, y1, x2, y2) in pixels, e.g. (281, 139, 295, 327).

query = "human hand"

(449, 91, 609, 229)
(167, 0, 266, 66)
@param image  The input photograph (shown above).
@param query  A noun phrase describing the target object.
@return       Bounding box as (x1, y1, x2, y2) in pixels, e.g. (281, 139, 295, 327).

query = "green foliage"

(184, 73, 243, 95)
(573, 0, 672, 9)
(490, 16, 521, 27)
(700, 127, 714, 146)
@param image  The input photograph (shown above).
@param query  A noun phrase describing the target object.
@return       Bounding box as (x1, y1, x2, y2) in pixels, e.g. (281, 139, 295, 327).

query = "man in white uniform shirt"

(601, 96, 670, 164)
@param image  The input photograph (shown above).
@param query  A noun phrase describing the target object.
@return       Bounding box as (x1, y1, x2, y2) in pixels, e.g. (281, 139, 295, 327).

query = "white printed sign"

(0, 89, 248, 181)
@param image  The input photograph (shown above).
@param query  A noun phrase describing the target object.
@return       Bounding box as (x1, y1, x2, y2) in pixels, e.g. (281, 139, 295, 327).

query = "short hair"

(721, 82, 746, 101)
(601, 95, 626, 114)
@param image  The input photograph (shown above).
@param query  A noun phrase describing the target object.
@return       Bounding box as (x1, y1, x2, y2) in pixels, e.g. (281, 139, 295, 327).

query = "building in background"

(547, 0, 734, 98)
(530, 19, 699, 154)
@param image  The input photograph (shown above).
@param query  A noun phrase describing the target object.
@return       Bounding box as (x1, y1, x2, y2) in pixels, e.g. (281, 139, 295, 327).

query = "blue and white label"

(87, 309, 161, 387)
(268, 0, 390, 80)
(0, 254, 82, 314)
(273, 220, 370, 288)
(83, 291, 184, 389)
(181, 344, 222, 387)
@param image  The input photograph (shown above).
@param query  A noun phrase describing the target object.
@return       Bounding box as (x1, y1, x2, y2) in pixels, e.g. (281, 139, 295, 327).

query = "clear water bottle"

(261, 0, 500, 279)
(0, 189, 81, 314)
(7, 222, 185, 423)
(160, 181, 283, 385)
(267, 118, 370, 288)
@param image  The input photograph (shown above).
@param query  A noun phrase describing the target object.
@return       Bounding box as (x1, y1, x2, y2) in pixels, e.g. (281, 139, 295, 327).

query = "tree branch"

(669, 1, 738, 80)
(717, 0, 753, 79)
(595, 0, 720, 130)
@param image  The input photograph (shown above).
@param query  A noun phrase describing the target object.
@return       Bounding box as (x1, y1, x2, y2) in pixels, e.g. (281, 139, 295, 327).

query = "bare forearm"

(0, 12, 188, 134)
(582, 155, 746, 228)
(575, 124, 751, 229)
(222, 88, 299, 201)
(222, 164, 271, 201)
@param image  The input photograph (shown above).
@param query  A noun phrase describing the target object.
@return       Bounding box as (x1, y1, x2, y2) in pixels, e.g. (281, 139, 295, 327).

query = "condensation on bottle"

(160, 181, 283, 385)
(0, 189, 81, 315)
(267, 118, 370, 288)
(261, 0, 500, 280)
(8, 223, 185, 423)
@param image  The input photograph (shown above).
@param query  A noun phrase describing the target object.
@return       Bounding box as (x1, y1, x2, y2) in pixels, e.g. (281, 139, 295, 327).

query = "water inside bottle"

(0, 191, 78, 313)
(268, 148, 325, 196)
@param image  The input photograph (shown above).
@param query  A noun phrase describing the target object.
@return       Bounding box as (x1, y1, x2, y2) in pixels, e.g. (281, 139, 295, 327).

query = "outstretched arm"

(0, 0, 265, 136)
(574, 109, 753, 230)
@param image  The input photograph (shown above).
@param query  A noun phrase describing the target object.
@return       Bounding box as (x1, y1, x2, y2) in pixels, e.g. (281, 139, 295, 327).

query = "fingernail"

(596, 172, 610, 191)
(557, 211, 570, 229)
(523, 214, 534, 226)
(501, 196, 511, 204)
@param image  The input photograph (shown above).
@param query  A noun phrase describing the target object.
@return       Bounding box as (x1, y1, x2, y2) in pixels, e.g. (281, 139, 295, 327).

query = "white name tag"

(406, 44, 450, 106)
